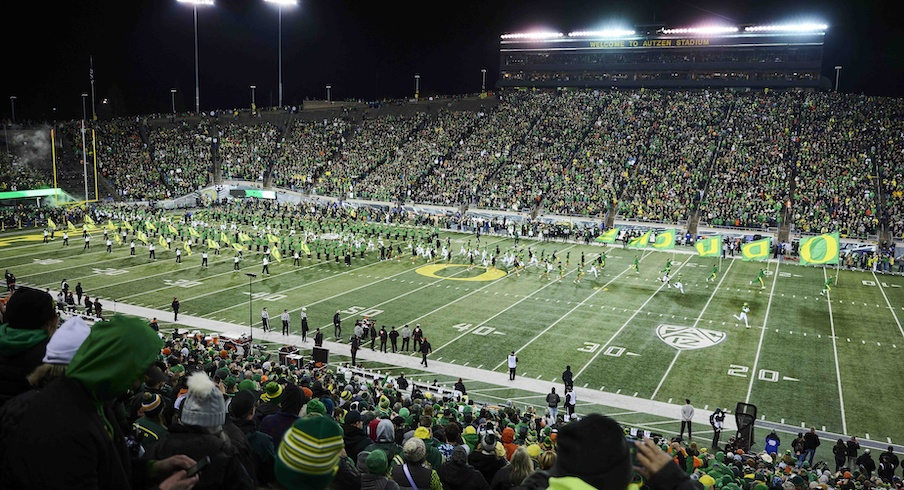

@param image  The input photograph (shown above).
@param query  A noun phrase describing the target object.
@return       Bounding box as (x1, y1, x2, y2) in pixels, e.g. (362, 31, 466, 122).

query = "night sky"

(4, 0, 899, 121)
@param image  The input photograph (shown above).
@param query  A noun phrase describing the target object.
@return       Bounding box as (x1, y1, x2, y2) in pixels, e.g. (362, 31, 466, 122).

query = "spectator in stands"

(259, 382, 304, 452)
(491, 445, 533, 489)
(150, 371, 254, 489)
(469, 431, 506, 484)
(1, 315, 198, 488)
(0, 287, 58, 409)
(438, 445, 490, 490)
(390, 437, 443, 490)
(228, 388, 276, 487)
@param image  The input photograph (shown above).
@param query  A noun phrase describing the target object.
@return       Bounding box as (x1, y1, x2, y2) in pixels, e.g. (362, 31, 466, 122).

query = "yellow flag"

(184, 241, 193, 255)
(207, 239, 220, 250)
(268, 234, 281, 245)
(300, 242, 311, 254)
(68, 221, 76, 231)
(113, 233, 122, 245)
(158, 235, 169, 250)
(137, 231, 149, 244)
(47, 217, 57, 229)
(271, 247, 282, 263)
(188, 227, 200, 237)
(84, 215, 95, 225)
(123, 221, 133, 230)
(220, 232, 230, 244)
(232, 243, 245, 252)
(145, 221, 156, 232)
(239, 232, 251, 242)
(168, 224, 178, 235)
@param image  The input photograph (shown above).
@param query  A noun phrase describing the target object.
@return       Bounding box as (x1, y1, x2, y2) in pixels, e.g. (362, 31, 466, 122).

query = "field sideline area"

(3, 217, 903, 456)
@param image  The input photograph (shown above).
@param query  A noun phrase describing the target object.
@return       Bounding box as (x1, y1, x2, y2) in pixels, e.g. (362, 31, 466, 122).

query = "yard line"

(826, 268, 847, 435)
(572, 251, 682, 380)
(871, 271, 904, 338)
(650, 258, 736, 399)
(745, 260, 781, 404)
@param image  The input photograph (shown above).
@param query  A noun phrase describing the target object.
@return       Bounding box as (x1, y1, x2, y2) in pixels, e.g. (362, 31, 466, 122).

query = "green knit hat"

(261, 382, 284, 403)
(275, 415, 344, 490)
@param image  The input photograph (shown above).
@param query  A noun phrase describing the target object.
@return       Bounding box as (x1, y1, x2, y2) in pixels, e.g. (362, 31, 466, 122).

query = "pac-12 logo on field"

(656, 325, 726, 350)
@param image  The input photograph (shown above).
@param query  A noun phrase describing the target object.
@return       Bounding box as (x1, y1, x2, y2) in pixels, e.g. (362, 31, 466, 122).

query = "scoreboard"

(498, 25, 828, 90)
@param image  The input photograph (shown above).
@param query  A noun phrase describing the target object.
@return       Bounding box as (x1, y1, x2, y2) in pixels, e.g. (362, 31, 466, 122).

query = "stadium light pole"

(177, 0, 214, 114)
(81, 93, 90, 201)
(414, 74, 420, 100)
(246, 272, 257, 343)
(264, 0, 297, 108)
(171, 88, 177, 114)
(326, 85, 331, 102)
(481, 68, 487, 92)
(834, 65, 842, 92)
(9, 96, 16, 124)
(250, 85, 257, 112)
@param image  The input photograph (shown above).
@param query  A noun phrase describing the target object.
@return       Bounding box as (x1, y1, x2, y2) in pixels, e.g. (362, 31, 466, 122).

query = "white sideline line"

(871, 271, 904, 338)
(827, 269, 847, 435)
(651, 258, 736, 399)
(745, 261, 780, 403)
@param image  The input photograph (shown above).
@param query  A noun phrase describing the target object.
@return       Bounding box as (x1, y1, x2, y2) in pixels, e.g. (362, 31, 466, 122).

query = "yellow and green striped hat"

(275, 414, 344, 490)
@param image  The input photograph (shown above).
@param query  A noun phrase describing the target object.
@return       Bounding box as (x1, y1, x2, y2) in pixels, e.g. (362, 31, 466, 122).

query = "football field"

(3, 225, 903, 445)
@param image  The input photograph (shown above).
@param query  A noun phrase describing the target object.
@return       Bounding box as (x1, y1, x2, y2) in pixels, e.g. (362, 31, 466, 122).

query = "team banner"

(741, 238, 771, 261)
(799, 232, 840, 265)
(695, 235, 722, 257)
(595, 227, 619, 244)
(627, 231, 651, 249)
(652, 229, 676, 250)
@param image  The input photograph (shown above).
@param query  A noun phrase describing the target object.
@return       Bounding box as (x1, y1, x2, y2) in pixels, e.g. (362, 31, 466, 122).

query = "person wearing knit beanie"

(391, 437, 442, 489)
(275, 415, 345, 490)
(179, 372, 227, 427)
(0, 286, 59, 406)
(134, 392, 168, 454)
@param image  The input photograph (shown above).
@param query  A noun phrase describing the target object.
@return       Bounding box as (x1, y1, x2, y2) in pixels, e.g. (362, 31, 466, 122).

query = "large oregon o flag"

(652, 229, 676, 250)
(741, 237, 771, 261)
(799, 232, 840, 265)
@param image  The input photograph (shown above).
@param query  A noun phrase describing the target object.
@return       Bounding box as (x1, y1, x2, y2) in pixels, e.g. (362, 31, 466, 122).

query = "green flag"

(628, 231, 650, 249)
(741, 238, 771, 262)
(799, 232, 840, 265)
(652, 229, 676, 250)
(695, 235, 722, 257)
(595, 227, 619, 244)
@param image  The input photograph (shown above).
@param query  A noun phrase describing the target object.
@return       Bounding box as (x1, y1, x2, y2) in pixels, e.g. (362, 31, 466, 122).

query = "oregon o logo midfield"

(415, 264, 507, 281)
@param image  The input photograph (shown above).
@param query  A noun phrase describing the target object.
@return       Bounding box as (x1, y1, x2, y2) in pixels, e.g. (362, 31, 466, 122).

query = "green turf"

(3, 225, 903, 447)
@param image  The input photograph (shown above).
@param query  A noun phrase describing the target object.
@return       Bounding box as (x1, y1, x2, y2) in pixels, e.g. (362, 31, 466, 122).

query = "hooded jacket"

(502, 427, 519, 461)
(365, 419, 405, 468)
(1, 315, 161, 488)
(0, 323, 50, 408)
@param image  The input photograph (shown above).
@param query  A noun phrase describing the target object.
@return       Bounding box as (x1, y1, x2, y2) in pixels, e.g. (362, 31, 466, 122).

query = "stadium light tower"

(481, 68, 487, 92)
(414, 74, 420, 100)
(326, 84, 331, 102)
(171, 88, 177, 114)
(9, 96, 15, 124)
(834, 65, 842, 92)
(81, 93, 89, 201)
(264, 0, 297, 108)
(250, 85, 257, 111)
(177, 0, 214, 114)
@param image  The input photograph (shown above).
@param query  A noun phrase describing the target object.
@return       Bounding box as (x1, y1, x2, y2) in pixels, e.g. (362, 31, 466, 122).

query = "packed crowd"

(7, 89, 904, 239)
